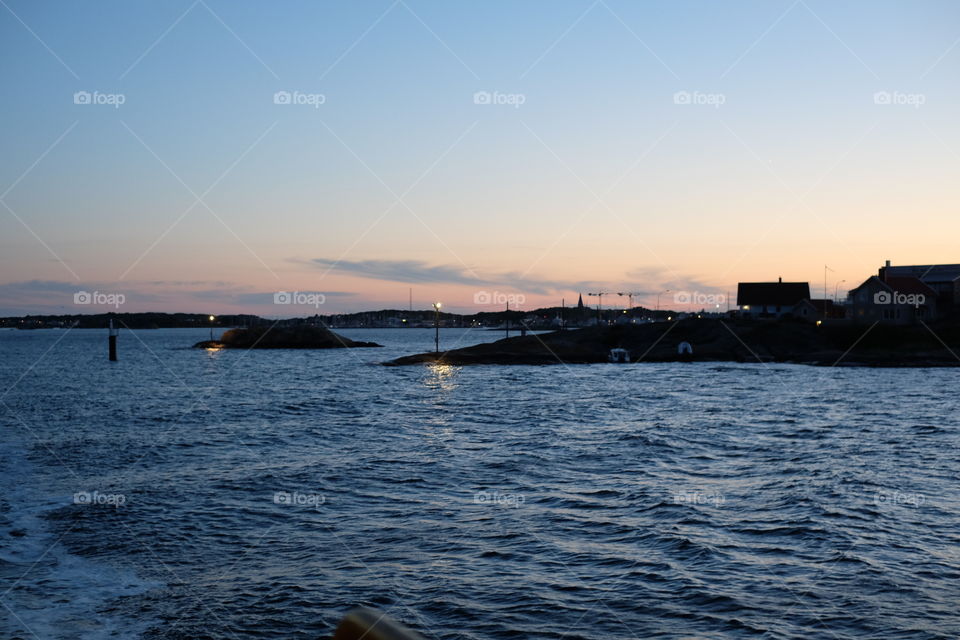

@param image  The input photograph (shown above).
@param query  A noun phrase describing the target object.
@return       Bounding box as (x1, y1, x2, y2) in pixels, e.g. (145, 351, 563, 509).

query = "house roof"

(884, 276, 937, 297)
(882, 264, 960, 283)
(737, 282, 811, 306)
(850, 276, 937, 298)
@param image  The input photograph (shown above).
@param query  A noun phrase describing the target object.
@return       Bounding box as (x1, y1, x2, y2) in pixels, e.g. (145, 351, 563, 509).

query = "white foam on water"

(0, 434, 161, 639)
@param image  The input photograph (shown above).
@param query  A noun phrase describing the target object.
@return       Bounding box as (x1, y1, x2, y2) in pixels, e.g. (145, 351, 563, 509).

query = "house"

(793, 299, 845, 322)
(737, 279, 811, 318)
(877, 261, 960, 312)
(847, 275, 937, 325)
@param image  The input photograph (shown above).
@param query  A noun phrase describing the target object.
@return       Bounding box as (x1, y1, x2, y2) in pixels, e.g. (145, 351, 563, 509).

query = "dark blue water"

(1, 328, 958, 639)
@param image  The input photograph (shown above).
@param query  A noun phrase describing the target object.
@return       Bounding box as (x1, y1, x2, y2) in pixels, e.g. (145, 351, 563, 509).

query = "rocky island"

(385, 318, 960, 367)
(194, 326, 381, 349)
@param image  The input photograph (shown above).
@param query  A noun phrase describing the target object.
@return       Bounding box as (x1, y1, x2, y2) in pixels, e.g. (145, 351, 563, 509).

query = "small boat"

(608, 348, 630, 363)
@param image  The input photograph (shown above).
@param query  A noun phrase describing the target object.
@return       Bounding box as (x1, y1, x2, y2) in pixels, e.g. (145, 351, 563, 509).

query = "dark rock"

(194, 326, 381, 349)
(385, 318, 960, 367)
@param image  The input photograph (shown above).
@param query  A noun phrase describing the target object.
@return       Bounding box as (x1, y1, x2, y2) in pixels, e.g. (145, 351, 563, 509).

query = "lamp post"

(433, 302, 442, 353)
(656, 290, 671, 318)
(834, 280, 846, 303)
(209, 315, 215, 340)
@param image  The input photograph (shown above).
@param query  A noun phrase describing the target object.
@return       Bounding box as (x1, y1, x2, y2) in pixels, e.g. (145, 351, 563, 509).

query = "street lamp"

(433, 302, 442, 353)
(834, 280, 846, 303)
(656, 290, 671, 318)
(209, 315, 215, 340)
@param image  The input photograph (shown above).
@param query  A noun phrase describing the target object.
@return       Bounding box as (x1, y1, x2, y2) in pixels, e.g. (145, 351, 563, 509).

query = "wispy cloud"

(0, 279, 354, 315)
(307, 258, 727, 300)
(308, 257, 585, 294)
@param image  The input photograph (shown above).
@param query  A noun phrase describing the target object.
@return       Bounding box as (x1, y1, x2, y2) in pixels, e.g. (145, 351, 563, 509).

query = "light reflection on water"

(0, 328, 958, 640)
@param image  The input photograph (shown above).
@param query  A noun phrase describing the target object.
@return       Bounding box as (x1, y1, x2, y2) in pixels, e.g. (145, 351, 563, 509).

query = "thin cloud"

(309, 258, 583, 295)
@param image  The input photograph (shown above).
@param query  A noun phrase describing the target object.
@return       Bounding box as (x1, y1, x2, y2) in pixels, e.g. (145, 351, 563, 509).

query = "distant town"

(3, 260, 957, 331)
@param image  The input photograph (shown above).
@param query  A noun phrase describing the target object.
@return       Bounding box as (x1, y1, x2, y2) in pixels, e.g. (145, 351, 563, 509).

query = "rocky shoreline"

(385, 319, 960, 367)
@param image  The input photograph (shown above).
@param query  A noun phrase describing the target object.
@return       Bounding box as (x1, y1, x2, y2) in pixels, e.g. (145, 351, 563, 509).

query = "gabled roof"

(850, 276, 937, 298)
(737, 282, 811, 306)
(884, 276, 937, 298)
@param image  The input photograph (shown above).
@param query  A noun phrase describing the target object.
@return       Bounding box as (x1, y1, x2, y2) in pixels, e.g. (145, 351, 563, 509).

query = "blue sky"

(1, 0, 958, 315)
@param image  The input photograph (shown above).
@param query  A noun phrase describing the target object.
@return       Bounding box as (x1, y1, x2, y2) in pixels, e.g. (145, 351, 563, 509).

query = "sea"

(1, 327, 958, 639)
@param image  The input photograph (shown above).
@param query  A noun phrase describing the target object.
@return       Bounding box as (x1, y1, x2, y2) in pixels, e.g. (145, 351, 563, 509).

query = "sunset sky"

(1, 0, 958, 316)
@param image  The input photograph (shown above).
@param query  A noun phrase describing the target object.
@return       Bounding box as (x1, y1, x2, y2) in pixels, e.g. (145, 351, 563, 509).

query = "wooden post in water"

(505, 301, 509, 339)
(108, 320, 118, 361)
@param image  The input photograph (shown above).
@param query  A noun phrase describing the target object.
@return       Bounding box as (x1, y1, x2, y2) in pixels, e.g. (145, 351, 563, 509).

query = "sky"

(1, 0, 958, 316)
